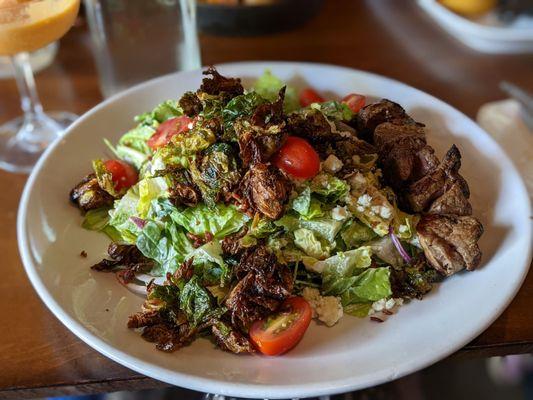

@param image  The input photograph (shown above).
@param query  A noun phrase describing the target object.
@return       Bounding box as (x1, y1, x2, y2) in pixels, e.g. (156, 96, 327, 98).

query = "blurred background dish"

(197, 0, 324, 36)
(418, 0, 533, 53)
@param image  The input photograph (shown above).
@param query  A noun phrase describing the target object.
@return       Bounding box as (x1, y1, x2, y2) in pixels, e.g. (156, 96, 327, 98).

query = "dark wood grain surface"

(0, 0, 531, 398)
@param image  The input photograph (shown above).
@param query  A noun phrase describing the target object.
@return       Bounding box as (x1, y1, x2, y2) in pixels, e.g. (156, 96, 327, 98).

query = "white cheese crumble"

(322, 154, 344, 173)
(331, 205, 351, 221)
(399, 224, 409, 234)
(379, 206, 392, 219)
(187, 122, 194, 130)
(368, 297, 404, 316)
(357, 194, 372, 207)
(302, 287, 344, 327)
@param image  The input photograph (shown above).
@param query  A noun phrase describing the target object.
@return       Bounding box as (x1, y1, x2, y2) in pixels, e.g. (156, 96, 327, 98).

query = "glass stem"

(11, 52, 44, 119)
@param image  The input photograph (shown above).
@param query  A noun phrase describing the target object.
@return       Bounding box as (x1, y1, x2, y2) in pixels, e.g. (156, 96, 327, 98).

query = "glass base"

(0, 111, 77, 174)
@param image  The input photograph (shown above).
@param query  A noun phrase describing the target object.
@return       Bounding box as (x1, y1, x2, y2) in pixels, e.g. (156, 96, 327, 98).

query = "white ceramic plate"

(18, 62, 532, 398)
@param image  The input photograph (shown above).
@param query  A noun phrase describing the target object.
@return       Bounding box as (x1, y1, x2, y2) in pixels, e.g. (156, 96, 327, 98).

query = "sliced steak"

(417, 214, 483, 275)
(356, 99, 418, 141)
(404, 145, 471, 215)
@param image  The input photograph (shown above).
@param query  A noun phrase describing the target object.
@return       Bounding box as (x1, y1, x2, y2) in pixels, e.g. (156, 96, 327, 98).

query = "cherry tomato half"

(250, 297, 312, 356)
(273, 136, 320, 179)
(299, 88, 325, 107)
(342, 93, 366, 113)
(103, 159, 138, 192)
(147, 116, 193, 150)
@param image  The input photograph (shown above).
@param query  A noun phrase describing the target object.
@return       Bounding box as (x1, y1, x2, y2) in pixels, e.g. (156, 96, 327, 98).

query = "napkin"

(477, 99, 533, 200)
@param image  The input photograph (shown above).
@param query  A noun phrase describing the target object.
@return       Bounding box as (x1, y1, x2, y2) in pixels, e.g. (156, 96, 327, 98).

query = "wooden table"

(0, 1, 531, 398)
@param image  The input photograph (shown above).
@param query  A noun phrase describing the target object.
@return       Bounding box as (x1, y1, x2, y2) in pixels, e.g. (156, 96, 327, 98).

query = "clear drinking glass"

(84, 0, 201, 98)
(0, 0, 80, 173)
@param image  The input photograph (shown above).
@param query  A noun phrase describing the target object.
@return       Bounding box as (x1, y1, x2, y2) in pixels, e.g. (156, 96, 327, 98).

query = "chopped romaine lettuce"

(340, 220, 377, 248)
(171, 203, 249, 239)
(136, 220, 193, 275)
(135, 100, 183, 126)
(291, 187, 324, 220)
(108, 185, 142, 243)
(252, 70, 299, 113)
(137, 177, 168, 218)
(340, 267, 392, 305)
(294, 228, 331, 259)
(186, 240, 229, 286)
(81, 207, 122, 242)
(310, 173, 350, 203)
(310, 101, 354, 121)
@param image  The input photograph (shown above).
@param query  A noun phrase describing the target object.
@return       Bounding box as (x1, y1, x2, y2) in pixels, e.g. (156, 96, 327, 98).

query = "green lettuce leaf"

(108, 185, 142, 243)
(340, 267, 392, 305)
(137, 177, 168, 218)
(310, 173, 350, 203)
(136, 220, 193, 275)
(344, 302, 372, 317)
(252, 70, 299, 113)
(276, 214, 343, 243)
(340, 220, 377, 248)
(310, 101, 354, 121)
(135, 100, 183, 126)
(81, 207, 122, 242)
(186, 240, 229, 286)
(294, 228, 331, 259)
(171, 203, 249, 239)
(291, 187, 324, 220)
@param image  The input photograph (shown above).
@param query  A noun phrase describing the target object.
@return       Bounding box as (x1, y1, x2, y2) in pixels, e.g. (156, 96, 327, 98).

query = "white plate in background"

(17, 62, 532, 398)
(418, 0, 533, 53)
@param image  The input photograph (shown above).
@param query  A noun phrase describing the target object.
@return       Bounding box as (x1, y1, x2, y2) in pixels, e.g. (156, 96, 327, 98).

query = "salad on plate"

(69, 67, 483, 356)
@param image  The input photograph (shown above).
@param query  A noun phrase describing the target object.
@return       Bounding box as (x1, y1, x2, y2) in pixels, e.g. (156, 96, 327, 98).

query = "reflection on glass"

(0, 0, 80, 173)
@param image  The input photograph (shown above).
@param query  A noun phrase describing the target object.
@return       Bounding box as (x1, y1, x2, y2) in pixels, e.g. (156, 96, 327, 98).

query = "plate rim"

(17, 61, 533, 398)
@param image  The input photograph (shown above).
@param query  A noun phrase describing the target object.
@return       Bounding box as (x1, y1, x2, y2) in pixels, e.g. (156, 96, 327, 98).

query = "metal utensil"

(500, 81, 533, 131)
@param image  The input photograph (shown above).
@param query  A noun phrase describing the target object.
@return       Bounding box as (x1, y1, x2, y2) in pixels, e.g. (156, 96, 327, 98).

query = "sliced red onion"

(389, 225, 412, 264)
(130, 216, 147, 229)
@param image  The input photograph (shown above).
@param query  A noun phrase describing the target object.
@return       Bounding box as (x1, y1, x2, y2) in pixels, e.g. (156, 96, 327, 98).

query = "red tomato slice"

(342, 93, 366, 113)
(250, 297, 312, 356)
(147, 116, 193, 150)
(103, 159, 138, 191)
(299, 88, 325, 107)
(273, 136, 320, 179)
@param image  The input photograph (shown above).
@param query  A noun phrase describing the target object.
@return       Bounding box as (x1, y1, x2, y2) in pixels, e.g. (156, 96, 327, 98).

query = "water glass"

(84, 0, 201, 98)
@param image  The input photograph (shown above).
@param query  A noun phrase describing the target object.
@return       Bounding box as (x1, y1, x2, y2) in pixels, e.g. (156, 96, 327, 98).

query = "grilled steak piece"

(373, 122, 426, 151)
(286, 109, 334, 145)
(69, 173, 114, 211)
(417, 214, 483, 275)
(356, 99, 419, 141)
(373, 122, 439, 187)
(225, 246, 293, 331)
(404, 145, 471, 215)
(241, 163, 291, 219)
(428, 181, 472, 216)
